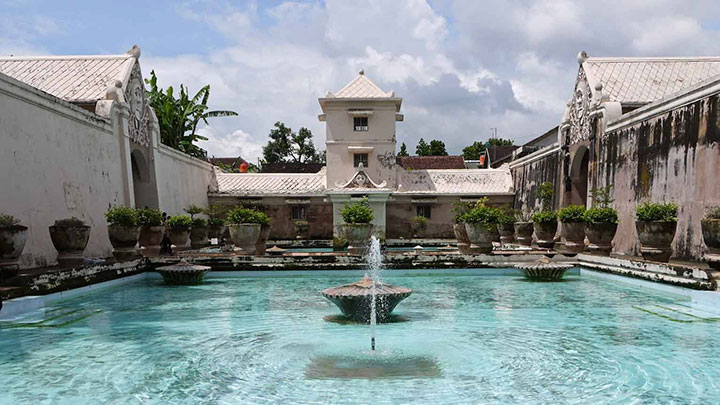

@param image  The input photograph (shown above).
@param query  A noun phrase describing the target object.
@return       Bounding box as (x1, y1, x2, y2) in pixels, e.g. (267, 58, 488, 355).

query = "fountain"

(322, 237, 412, 349)
(515, 258, 572, 281)
(156, 259, 211, 285)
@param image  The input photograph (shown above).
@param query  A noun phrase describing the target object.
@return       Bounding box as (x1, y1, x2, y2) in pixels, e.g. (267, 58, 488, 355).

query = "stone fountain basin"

(322, 276, 412, 323)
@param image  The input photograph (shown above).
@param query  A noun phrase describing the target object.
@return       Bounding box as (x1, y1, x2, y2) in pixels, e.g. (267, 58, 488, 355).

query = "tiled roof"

(0, 49, 137, 103)
(583, 57, 720, 104)
(333, 72, 394, 98)
(209, 157, 246, 169)
(215, 168, 326, 196)
(260, 162, 325, 173)
(397, 169, 514, 195)
(397, 155, 466, 170)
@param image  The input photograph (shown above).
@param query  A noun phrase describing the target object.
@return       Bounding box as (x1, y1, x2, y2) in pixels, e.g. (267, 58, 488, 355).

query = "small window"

(354, 117, 368, 131)
(416, 205, 431, 219)
(353, 153, 369, 168)
(291, 205, 307, 220)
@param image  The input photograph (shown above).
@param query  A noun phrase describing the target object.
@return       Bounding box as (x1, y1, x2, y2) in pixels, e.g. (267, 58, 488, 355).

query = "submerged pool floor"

(1, 270, 719, 403)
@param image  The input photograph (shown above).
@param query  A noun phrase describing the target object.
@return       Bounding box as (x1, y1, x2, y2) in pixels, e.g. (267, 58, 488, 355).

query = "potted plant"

(105, 206, 140, 261)
(48, 217, 91, 266)
(463, 198, 501, 254)
(452, 202, 473, 254)
(254, 211, 272, 256)
(340, 198, 374, 255)
(410, 216, 427, 238)
(226, 207, 265, 255)
(137, 208, 164, 257)
(0, 213, 28, 272)
(205, 205, 226, 242)
(583, 186, 618, 255)
(497, 206, 515, 245)
(514, 210, 533, 247)
(701, 206, 720, 269)
(190, 217, 210, 249)
(635, 201, 678, 262)
(166, 215, 192, 251)
(558, 205, 586, 253)
(532, 182, 558, 249)
(293, 220, 310, 240)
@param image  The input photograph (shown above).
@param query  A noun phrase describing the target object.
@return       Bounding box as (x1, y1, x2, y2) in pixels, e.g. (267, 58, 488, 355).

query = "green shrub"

(451, 201, 474, 223)
(208, 217, 224, 227)
(166, 215, 192, 230)
(136, 208, 162, 227)
(192, 217, 207, 227)
(0, 213, 21, 227)
(53, 217, 86, 227)
(531, 210, 558, 224)
(411, 216, 427, 228)
(105, 206, 138, 227)
(705, 206, 720, 220)
(341, 199, 374, 224)
(583, 207, 618, 224)
(226, 207, 270, 225)
(558, 205, 586, 223)
(535, 181, 555, 211)
(184, 204, 204, 219)
(636, 202, 678, 222)
(498, 206, 515, 224)
(464, 203, 502, 226)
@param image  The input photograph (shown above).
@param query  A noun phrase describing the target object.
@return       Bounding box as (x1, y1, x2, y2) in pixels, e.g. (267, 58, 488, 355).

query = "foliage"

(341, 198, 374, 224)
(105, 206, 138, 227)
(428, 140, 448, 156)
(145, 71, 237, 159)
(636, 202, 678, 222)
(531, 210, 558, 224)
(214, 156, 259, 173)
(415, 138, 430, 156)
(191, 217, 207, 227)
(706, 206, 720, 220)
(487, 138, 514, 147)
(558, 205, 586, 223)
(53, 217, 86, 227)
(397, 143, 409, 157)
(410, 216, 427, 229)
(451, 201, 474, 223)
(535, 181, 555, 212)
(464, 199, 502, 226)
(166, 215, 192, 230)
(462, 141, 486, 160)
(208, 217, 225, 227)
(226, 207, 270, 225)
(184, 204, 204, 219)
(497, 205, 516, 224)
(261, 122, 325, 164)
(583, 207, 619, 224)
(136, 208, 162, 227)
(0, 213, 21, 227)
(590, 186, 614, 208)
(205, 205, 227, 227)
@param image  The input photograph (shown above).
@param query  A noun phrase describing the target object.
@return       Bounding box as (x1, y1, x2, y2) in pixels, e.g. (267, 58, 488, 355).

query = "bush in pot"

(702, 206, 720, 269)
(204, 205, 226, 242)
(558, 205, 586, 253)
(452, 202, 473, 254)
(49, 217, 91, 267)
(635, 201, 678, 262)
(226, 207, 266, 255)
(464, 199, 502, 254)
(532, 181, 558, 249)
(190, 217, 210, 249)
(341, 198, 374, 255)
(105, 206, 140, 261)
(251, 211, 271, 256)
(137, 208, 164, 257)
(583, 207, 618, 255)
(410, 216, 427, 238)
(0, 213, 28, 272)
(166, 215, 192, 251)
(514, 210, 533, 247)
(497, 206, 515, 245)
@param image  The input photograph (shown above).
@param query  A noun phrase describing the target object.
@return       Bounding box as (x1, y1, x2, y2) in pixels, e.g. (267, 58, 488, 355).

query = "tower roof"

(329, 71, 395, 99)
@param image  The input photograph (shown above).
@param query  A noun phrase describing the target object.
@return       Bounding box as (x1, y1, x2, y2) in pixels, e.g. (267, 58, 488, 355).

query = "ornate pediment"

(124, 62, 151, 147)
(567, 67, 591, 145)
(334, 163, 387, 189)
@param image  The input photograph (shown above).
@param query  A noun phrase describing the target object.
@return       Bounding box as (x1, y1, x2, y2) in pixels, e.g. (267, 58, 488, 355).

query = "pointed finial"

(577, 50, 588, 64)
(127, 45, 141, 59)
(359, 69, 364, 76)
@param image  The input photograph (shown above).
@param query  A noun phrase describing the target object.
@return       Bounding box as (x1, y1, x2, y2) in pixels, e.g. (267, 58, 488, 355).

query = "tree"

(462, 141, 486, 160)
(487, 138, 514, 147)
(428, 140, 448, 156)
(416, 138, 431, 156)
(397, 143, 409, 157)
(261, 122, 324, 164)
(145, 70, 237, 159)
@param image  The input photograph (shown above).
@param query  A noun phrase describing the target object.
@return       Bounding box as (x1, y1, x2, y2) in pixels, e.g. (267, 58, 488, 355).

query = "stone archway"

(131, 148, 158, 209)
(569, 146, 589, 207)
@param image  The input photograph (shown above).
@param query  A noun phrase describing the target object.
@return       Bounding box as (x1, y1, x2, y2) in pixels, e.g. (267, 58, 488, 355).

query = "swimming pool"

(2, 269, 719, 403)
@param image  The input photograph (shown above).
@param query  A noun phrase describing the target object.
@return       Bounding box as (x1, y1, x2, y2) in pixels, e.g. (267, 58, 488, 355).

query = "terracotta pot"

(635, 221, 677, 263)
(107, 225, 140, 261)
(464, 222, 499, 254)
(49, 225, 91, 266)
(0, 225, 28, 272)
(584, 222, 617, 255)
(702, 218, 720, 269)
(533, 221, 557, 249)
(139, 225, 164, 257)
(255, 223, 271, 256)
(228, 223, 262, 255)
(497, 223, 515, 244)
(514, 222, 533, 246)
(342, 223, 373, 255)
(190, 225, 209, 249)
(453, 223, 472, 254)
(169, 228, 191, 251)
(560, 222, 585, 253)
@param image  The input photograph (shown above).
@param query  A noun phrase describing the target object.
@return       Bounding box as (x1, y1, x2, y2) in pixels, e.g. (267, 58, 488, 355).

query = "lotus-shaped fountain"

(322, 274, 412, 323)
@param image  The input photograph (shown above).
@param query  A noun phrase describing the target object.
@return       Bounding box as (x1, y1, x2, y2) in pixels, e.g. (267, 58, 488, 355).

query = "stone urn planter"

(585, 222, 617, 255)
(190, 225, 209, 250)
(293, 220, 310, 240)
(560, 222, 585, 253)
(139, 225, 164, 257)
(48, 219, 91, 267)
(228, 223, 262, 255)
(255, 223, 271, 256)
(453, 223, 472, 254)
(169, 229, 190, 251)
(497, 223, 515, 244)
(0, 223, 28, 273)
(636, 221, 677, 262)
(464, 223, 499, 254)
(533, 221, 557, 249)
(342, 223, 373, 255)
(108, 225, 140, 261)
(701, 218, 720, 269)
(514, 222, 533, 246)
(208, 224, 225, 242)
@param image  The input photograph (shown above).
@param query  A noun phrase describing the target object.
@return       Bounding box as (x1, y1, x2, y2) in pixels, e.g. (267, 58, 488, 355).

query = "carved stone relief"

(124, 63, 151, 147)
(567, 67, 591, 145)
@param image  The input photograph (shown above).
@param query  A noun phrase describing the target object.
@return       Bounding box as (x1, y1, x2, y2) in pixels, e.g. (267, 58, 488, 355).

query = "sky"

(4, 0, 720, 163)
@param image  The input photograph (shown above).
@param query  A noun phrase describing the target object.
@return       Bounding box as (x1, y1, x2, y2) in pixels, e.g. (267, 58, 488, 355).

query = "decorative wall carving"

(124, 63, 151, 147)
(567, 67, 591, 145)
(376, 150, 396, 169)
(334, 163, 387, 189)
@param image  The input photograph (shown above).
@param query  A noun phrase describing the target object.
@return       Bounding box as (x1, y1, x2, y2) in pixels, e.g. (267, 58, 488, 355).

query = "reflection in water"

(305, 354, 442, 379)
(323, 314, 411, 324)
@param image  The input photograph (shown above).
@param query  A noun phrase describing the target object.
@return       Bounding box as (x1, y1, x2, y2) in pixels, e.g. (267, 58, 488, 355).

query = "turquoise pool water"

(2, 270, 720, 403)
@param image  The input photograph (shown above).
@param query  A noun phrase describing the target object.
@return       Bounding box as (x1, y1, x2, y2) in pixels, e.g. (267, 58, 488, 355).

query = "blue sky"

(4, 0, 720, 162)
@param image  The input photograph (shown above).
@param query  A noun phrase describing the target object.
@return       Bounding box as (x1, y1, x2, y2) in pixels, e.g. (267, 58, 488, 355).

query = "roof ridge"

(0, 54, 133, 61)
(586, 56, 720, 63)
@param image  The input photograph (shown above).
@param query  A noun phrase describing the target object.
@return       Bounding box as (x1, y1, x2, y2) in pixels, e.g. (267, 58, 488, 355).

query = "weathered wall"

(597, 95, 720, 260)
(154, 144, 213, 216)
(509, 147, 561, 214)
(0, 74, 124, 267)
